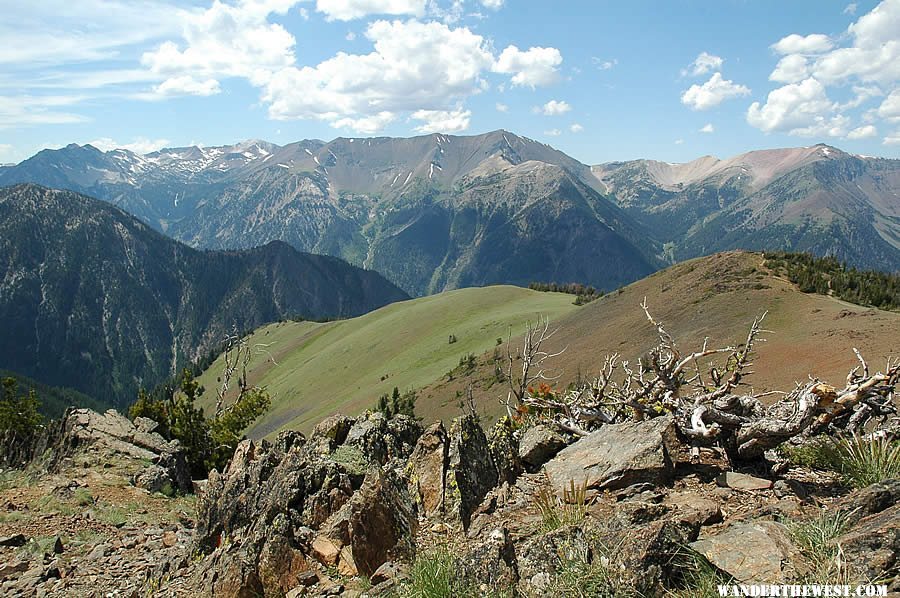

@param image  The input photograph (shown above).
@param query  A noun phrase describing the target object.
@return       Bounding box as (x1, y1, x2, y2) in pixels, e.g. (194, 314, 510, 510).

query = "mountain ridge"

(0, 183, 408, 406)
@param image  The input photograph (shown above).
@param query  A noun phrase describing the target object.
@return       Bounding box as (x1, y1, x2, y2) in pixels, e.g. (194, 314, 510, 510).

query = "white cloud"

(141, 0, 302, 96)
(480, 0, 504, 9)
(0, 94, 89, 129)
(770, 54, 809, 83)
(746, 77, 838, 135)
(838, 84, 883, 109)
(844, 3, 858, 15)
(809, 0, 900, 86)
(411, 107, 471, 133)
(681, 72, 751, 110)
(771, 34, 834, 55)
(570, 123, 583, 133)
(674, 138, 684, 145)
(495, 102, 508, 112)
(790, 114, 851, 138)
(0, 144, 14, 161)
(89, 136, 171, 154)
(878, 89, 900, 122)
(592, 57, 617, 70)
(263, 19, 493, 132)
(544, 129, 561, 137)
(847, 124, 878, 138)
(333, 111, 396, 134)
(699, 123, 714, 133)
(0, 1, 185, 66)
(346, 31, 357, 41)
(493, 45, 563, 88)
(884, 129, 900, 144)
(537, 99, 571, 115)
(151, 75, 221, 97)
(315, 0, 426, 21)
(683, 52, 723, 77)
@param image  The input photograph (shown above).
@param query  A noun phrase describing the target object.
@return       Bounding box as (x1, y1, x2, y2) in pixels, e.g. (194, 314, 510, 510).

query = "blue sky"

(1, 0, 898, 164)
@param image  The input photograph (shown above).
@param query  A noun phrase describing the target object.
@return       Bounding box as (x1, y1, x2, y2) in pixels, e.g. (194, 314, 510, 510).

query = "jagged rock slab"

(691, 521, 807, 583)
(544, 415, 677, 495)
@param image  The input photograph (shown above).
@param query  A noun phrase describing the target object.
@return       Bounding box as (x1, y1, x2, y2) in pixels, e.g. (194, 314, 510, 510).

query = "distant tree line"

(528, 282, 604, 305)
(764, 251, 900, 311)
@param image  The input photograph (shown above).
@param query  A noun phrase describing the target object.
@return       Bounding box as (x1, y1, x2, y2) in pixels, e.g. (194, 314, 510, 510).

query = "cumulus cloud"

(495, 102, 508, 112)
(752, 1, 900, 140)
(885, 130, 900, 144)
(683, 52, 723, 77)
(262, 19, 493, 132)
(847, 124, 878, 138)
(770, 55, 809, 83)
(771, 33, 834, 55)
(810, 0, 900, 86)
(570, 123, 583, 133)
(537, 99, 571, 115)
(493, 45, 563, 88)
(674, 138, 684, 145)
(699, 123, 714, 133)
(681, 72, 750, 110)
(89, 136, 171, 154)
(746, 77, 838, 134)
(140, 0, 301, 96)
(544, 128, 561, 136)
(315, 0, 426, 21)
(480, 0, 504, 9)
(411, 107, 471, 133)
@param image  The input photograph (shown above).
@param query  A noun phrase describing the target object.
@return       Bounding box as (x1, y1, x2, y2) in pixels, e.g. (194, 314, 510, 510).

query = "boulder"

(834, 478, 900, 517)
(518, 424, 569, 471)
(691, 521, 806, 583)
(343, 467, 417, 576)
(444, 415, 499, 529)
(544, 415, 677, 496)
(835, 503, 900, 582)
(458, 527, 518, 590)
(407, 422, 448, 518)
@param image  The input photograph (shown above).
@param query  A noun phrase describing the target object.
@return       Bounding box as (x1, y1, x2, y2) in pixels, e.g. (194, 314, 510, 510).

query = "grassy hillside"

(196, 286, 579, 436)
(417, 251, 900, 423)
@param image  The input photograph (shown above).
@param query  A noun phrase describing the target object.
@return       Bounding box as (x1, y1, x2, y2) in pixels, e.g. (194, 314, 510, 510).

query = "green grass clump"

(782, 434, 900, 489)
(393, 547, 478, 598)
(836, 434, 900, 489)
(787, 509, 857, 583)
(535, 479, 591, 532)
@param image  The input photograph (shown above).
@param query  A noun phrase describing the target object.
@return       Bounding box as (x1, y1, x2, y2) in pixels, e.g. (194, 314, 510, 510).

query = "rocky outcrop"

(518, 423, 570, 471)
(189, 412, 422, 596)
(544, 415, 678, 495)
(445, 415, 499, 528)
(0, 408, 190, 494)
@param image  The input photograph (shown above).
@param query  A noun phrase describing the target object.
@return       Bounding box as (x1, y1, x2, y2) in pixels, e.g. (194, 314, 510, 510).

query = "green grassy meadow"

(197, 285, 578, 436)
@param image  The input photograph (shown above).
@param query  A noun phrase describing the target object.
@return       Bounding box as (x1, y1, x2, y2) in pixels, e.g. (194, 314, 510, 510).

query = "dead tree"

(502, 316, 566, 417)
(513, 300, 899, 461)
(215, 326, 276, 418)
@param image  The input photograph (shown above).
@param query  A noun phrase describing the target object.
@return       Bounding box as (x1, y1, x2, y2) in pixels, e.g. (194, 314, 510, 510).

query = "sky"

(1, 0, 899, 165)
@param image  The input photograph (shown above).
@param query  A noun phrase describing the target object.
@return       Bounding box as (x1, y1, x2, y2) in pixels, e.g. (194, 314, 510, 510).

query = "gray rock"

(544, 415, 677, 495)
(0, 534, 26, 547)
(835, 502, 900, 582)
(444, 415, 499, 529)
(691, 521, 806, 583)
(716, 471, 772, 491)
(407, 422, 448, 518)
(518, 424, 569, 470)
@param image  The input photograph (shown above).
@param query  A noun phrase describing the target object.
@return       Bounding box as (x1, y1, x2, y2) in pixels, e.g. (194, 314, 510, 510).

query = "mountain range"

(3, 133, 897, 296)
(0, 183, 407, 406)
(593, 144, 900, 271)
